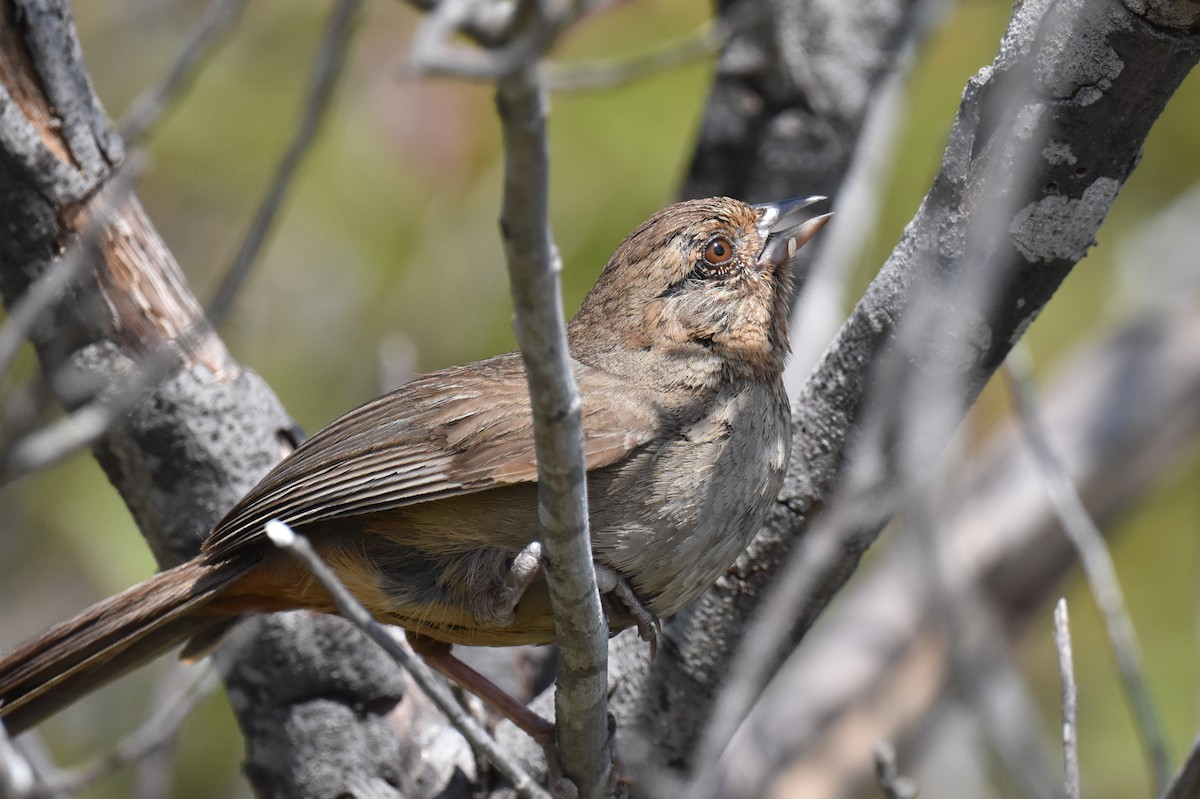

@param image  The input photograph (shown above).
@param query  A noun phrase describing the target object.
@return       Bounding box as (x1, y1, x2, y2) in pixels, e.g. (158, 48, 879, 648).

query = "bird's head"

(569, 196, 830, 389)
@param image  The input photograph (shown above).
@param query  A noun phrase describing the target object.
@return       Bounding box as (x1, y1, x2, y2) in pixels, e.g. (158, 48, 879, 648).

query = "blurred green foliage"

(0, 0, 1198, 796)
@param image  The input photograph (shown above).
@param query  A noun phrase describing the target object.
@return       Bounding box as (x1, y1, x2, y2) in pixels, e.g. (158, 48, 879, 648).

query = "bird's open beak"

(753, 196, 833, 271)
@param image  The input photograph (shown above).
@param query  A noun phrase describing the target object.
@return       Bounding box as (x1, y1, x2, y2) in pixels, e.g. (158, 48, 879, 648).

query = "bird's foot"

(594, 564, 660, 661)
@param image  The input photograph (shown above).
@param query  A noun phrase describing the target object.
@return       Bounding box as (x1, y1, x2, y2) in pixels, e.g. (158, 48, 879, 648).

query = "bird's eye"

(703, 236, 734, 267)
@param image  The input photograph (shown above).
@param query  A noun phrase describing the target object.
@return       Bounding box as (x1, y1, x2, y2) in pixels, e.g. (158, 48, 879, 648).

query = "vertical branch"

(1007, 350, 1170, 792)
(1053, 599, 1080, 799)
(495, 63, 610, 797)
(0, 722, 35, 799)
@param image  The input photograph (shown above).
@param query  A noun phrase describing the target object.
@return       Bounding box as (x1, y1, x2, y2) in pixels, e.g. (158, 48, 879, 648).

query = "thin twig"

(0, 721, 35, 799)
(495, 59, 610, 796)
(264, 520, 551, 799)
(1053, 599, 1080, 799)
(2, 395, 128, 478)
(118, 0, 248, 145)
(541, 21, 722, 92)
(206, 0, 361, 326)
(873, 740, 917, 799)
(44, 661, 223, 793)
(1007, 348, 1171, 792)
(410, 0, 546, 82)
(0, 239, 90, 383)
(1160, 736, 1200, 799)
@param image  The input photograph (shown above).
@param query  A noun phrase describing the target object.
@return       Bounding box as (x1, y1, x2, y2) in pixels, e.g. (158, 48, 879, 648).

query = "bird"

(0, 195, 830, 742)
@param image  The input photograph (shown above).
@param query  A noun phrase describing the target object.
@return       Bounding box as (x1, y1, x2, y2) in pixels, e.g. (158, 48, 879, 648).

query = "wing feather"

(203, 352, 663, 558)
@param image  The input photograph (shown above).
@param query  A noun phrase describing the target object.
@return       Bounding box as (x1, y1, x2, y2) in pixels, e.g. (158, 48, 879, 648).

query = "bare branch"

(206, 0, 361, 326)
(1053, 599, 1080, 799)
(542, 21, 722, 92)
(495, 60, 610, 798)
(873, 741, 916, 799)
(0, 721, 35, 799)
(118, 0, 248, 145)
(641, 0, 1200, 774)
(265, 520, 551, 799)
(44, 662, 223, 793)
(1007, 348, 1170, 791)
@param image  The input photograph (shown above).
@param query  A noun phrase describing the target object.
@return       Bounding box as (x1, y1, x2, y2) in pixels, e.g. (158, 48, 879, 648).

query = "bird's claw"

(595, 564, 660, 661)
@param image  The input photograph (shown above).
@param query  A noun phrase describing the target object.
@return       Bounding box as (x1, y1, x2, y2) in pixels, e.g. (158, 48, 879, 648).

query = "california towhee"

(0, 195, 830, 737)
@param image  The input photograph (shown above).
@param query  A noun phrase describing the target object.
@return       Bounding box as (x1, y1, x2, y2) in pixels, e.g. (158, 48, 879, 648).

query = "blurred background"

(1, 0, 1198, 796)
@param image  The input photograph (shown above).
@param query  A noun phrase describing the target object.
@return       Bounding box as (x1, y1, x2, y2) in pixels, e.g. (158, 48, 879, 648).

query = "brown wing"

(202, 352, 663, 559)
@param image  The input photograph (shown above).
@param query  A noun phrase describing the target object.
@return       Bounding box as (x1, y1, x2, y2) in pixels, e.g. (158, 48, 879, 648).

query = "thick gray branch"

(715, 304, 1200, 796)
(636, 0, 1200, 774)
(0, 4, 418, 797)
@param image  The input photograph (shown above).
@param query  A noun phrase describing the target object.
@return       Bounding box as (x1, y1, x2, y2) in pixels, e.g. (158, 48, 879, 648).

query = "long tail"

(0, 556, 247, 735)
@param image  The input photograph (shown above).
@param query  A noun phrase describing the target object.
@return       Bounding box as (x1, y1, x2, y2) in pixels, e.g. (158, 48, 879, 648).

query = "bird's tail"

(0, 556, 245, 735)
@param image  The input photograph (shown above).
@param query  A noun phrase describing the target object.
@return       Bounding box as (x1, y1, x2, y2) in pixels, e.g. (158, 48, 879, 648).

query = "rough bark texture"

(631, 0, 1200, 775)
(680, 0, 933, 276)
(681, 0, 928, 204)
(731, 306, 1200, 797)
(2, 0, 1200, 796)
(0, 3, 415, 797)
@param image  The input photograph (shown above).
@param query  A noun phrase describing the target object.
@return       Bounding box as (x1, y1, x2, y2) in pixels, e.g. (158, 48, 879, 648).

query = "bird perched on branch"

(0, 195, 830, 744)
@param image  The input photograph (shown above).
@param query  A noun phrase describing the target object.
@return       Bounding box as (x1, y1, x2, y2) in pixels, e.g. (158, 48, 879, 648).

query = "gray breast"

(589, 380, 790, 618)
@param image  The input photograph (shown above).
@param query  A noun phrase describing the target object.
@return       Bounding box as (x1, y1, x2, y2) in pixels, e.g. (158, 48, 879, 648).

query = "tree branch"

(495, 47, 609, 799)
(0, 4, 418, 797)
(710, 303, 1200, 796)
(206, 0, 361, 326)
(1053, 598, 1081, 799)
(1008, 348, 1170, 791)
(640, 0, 1200, 777)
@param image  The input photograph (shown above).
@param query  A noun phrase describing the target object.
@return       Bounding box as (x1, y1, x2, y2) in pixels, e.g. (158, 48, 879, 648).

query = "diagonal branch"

(0, 4, 417, 797)
(1007, 349, 1170, 791)
(643, 0, 1200, 776)
(206, 0, 361, 326)
(265, 520, 551, 799)
(118, 0, 247, 145)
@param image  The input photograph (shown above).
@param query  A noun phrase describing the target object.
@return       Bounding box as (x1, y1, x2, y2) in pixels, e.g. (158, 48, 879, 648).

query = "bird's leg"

(481, 541, 543, 627)
(407, 633, 574, 794)
(407, 632, 556, 749)
(594, 564, 660, 661)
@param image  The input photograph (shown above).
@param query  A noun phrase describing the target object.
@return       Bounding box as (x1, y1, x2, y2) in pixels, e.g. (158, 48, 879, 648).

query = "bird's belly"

(591, 381, 790, 619)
